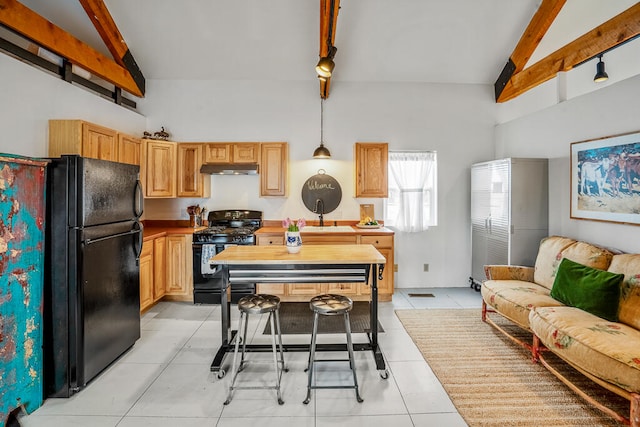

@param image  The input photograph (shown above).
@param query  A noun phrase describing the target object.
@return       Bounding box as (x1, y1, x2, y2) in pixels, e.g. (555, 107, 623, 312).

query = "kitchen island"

(255, 225, 395, 301)
(209, 244, 389, 378)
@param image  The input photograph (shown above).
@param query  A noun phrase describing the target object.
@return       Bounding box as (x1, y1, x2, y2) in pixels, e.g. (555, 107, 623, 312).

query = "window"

(384, 151, 437, 232)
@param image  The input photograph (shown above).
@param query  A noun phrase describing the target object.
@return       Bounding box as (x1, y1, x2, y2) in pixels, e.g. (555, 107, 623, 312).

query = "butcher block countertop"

(143, 226, 205, 241)
(210, 244, 386, 265)
(255, 226, 394, 235)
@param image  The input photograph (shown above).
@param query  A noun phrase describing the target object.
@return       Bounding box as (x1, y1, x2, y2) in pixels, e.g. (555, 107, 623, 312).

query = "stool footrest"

(308, 385, 359, 390)
(230, 385, 281, 391)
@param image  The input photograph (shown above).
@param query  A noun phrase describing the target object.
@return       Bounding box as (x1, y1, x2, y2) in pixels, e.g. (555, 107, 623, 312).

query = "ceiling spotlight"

(313, 98, 331, 158)
(316, 0, 338, 80)
(594, 55, 608, 83)
(316, 46, 337, 78)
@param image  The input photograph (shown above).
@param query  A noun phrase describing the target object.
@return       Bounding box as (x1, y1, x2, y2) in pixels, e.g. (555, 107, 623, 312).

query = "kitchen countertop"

(210, 244, 386, 265)
(143, 226, 206, 241)
(255, 225, 394, 235)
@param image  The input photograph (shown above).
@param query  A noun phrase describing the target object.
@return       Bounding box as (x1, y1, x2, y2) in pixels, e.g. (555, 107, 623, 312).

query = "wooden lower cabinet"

(255, 231, 394, 301)
(164, 234, 193, 301)
(153, 236, 167, 301)
(139, 240, 154, 311)
(139, 236, 168, 312)
(359, 236, 394, 300)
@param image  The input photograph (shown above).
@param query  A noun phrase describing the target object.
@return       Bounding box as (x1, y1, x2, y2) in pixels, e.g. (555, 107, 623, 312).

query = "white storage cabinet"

(470, 158, 548, 289)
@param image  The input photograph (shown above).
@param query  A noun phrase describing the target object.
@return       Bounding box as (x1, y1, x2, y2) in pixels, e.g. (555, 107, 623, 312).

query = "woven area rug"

(263, 301, 384, 334)
(395, 309, 629, 427)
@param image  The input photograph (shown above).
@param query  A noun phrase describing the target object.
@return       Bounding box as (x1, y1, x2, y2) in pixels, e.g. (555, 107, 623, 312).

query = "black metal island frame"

(209, 244, 389, 379)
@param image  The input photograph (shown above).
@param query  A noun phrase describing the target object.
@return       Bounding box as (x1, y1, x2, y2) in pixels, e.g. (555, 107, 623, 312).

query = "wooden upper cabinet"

(355, 142, 388, 198)
(260, 142, 288, 197)
(49, 120, 118, 161)
(145, 139, 177, 198)
(232, 143, 260, 163)
(117, 133, 143, 165)
(204, 143, 231, 163)
(205, 143, 259, 164)
(177, 143, 210, 197)
(84, 123, 118, 161)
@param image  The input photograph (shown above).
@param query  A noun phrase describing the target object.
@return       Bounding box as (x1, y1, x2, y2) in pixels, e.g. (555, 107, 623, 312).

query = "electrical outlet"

(393, 264, 398, 272)
(423, 263, 429, 272)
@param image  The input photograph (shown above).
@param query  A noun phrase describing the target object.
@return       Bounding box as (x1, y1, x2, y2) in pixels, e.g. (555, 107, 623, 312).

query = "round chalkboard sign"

(301, 170, 342, 214)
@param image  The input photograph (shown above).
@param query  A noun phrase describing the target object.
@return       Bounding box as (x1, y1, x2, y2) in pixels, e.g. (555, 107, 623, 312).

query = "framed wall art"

(571, 130, 640, 225)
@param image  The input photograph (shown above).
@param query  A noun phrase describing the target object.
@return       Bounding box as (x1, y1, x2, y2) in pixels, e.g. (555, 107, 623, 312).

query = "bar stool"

(303, 294, 363, 404)
(224, 294, 286, 405)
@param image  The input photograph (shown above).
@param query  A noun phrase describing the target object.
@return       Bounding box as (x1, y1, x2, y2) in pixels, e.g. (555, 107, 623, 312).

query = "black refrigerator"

(44, 155, 144, 398)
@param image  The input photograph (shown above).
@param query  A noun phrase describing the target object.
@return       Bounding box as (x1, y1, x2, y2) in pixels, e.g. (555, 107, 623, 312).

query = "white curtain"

(384, 151, 437, 232)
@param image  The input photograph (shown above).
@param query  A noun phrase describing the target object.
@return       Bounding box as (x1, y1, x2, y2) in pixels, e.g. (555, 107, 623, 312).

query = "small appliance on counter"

(192, 210, 262, 304)
(44, 155, 144, 398)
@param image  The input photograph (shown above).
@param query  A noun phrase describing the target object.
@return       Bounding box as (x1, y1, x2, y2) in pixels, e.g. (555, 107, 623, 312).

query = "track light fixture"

(594, 54, 609, 83)
(316, 0, 338, 80)
(313, 99, 331, 158)
(316, 46, 337, 78)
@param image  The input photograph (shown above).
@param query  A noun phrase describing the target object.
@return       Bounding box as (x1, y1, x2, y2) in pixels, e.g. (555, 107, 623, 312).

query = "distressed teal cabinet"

(0, 155, 47, 422)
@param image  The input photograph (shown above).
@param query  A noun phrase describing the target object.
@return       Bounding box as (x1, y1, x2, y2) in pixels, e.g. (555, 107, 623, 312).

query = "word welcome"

(307, 180, 336, 191)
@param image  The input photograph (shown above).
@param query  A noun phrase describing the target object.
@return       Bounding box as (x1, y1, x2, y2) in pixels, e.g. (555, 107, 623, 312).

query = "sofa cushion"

(550, 258, 623, 322)
(608, 254, 640, 330)
(534, 236, 577, 289)
(534, 237, 615, 290)
(482, 280, 565, 330)
(530, 306, 640, 393)
(561, 241, 614, 272)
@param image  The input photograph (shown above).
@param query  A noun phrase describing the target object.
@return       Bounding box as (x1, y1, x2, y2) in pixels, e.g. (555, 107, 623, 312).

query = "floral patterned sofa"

(481, 235, 640, 426)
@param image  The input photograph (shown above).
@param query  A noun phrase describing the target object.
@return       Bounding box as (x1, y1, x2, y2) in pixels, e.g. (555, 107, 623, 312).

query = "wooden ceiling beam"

(495, 0, 566, 100)
(0, 0, 144, 97)
(497, 3, 640, 103)
(319, 0, 340, 99)
(511, 0, 566, 73)
(78, 0, 144, 95)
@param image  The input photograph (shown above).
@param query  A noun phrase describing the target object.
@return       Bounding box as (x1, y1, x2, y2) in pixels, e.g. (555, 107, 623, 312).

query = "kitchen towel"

(201, 244, 217, 275)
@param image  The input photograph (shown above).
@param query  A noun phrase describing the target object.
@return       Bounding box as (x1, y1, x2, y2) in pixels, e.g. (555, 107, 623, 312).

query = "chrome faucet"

(314, 198, 325, 227)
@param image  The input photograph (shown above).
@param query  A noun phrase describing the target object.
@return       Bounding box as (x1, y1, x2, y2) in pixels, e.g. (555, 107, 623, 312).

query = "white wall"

(495, 74, 640, 253)
(139, 79, 497, 288)
(0, 54, 145, 157)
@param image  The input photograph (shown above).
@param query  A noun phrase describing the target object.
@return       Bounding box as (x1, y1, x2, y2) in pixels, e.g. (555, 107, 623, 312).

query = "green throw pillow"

(550, 258, 624, 322)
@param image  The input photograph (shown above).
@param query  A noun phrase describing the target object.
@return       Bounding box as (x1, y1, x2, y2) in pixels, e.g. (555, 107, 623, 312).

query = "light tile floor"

(21, 288, 482, 427)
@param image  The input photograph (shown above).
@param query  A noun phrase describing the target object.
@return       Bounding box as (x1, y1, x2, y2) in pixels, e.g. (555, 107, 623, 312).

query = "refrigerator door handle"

(84, 229, 140, 245)
(133, 221, 144, 263)
(134, 177, 144, 218)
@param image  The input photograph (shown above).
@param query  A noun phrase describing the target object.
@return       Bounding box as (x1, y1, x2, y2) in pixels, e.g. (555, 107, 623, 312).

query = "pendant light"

(594, 54, 609, 83)
(313, 99, 331, 158)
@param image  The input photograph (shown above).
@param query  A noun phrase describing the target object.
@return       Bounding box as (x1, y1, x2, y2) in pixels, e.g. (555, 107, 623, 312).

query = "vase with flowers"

(282, 217, 305, 253)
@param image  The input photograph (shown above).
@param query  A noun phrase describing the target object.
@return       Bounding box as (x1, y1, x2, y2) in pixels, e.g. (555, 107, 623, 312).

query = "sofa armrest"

(484, 265, 535, 282)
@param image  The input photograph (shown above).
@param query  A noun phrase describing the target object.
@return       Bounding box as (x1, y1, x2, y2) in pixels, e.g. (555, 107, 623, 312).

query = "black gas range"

(192, 210, 262, 304)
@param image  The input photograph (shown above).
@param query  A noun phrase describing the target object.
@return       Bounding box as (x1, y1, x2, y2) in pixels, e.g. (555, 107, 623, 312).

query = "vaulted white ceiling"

(16, 0, 639, 87)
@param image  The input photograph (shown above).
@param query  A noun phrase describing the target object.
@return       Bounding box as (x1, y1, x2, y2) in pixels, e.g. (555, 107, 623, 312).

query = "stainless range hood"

(200, 163, 259, 175)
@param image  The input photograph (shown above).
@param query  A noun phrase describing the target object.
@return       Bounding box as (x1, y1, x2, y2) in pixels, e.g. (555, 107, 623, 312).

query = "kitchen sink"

(301, 225, 355, 233)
